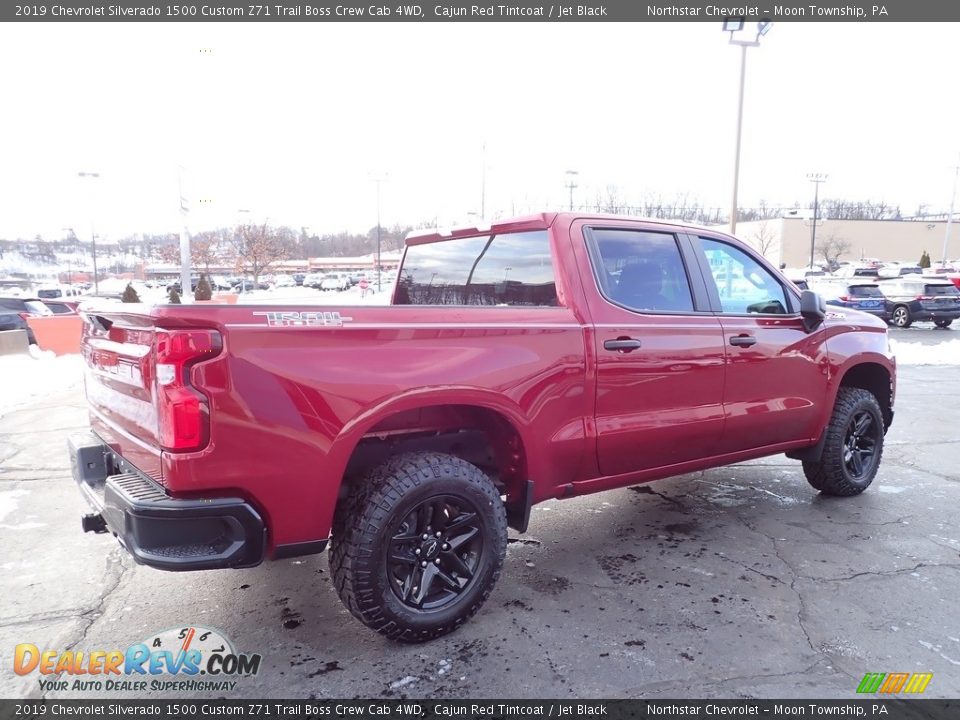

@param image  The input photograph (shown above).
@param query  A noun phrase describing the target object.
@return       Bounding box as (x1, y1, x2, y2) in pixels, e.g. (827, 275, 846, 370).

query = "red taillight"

(839, 295, 849, 302)
(18, 312, 30, 321)
(154, 329, 221, 451)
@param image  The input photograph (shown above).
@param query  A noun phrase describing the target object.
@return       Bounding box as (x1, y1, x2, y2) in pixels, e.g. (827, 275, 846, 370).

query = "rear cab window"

(396, 230, 558, 306)
(586, 229, 695, 313)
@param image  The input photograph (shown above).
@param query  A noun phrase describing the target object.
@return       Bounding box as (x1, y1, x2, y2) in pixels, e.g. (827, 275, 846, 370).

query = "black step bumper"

(68, 433, 265, 571)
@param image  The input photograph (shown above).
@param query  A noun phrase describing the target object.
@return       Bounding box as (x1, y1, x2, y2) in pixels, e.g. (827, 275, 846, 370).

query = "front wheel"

(329, 452, 508, 642)
(934, 319, 953, 328)
(802, 387, 885, 496)
(890, 305, 912, 328)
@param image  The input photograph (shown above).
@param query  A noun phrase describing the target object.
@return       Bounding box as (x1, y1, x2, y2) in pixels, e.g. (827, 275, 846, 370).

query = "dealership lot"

(2, 327, 959, 700)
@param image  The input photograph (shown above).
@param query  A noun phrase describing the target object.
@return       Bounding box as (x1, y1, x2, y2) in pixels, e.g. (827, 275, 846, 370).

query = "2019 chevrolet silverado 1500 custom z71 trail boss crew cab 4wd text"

(70, 213, 895, 641)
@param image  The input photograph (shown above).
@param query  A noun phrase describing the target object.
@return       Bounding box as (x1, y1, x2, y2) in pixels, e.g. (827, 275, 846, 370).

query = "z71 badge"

(252, 311, 353, 327)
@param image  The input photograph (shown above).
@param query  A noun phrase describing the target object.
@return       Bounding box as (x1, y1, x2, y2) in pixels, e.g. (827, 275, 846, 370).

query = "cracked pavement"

(2, 334, 959, 699)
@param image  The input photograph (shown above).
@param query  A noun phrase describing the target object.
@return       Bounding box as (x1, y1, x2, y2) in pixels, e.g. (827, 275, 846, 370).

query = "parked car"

(231, 280, 258, 293)
(834, 264, 880, 279)
(0, 311, 38, 344)
(878, 278, 960, 328)
(303, 272, 326, 289)
(820, 282, 892, 322)
(293, 273, 306, 286)
(0, 296, 54, 317)
(273, 275, 296, 288)
(71, 212, 895, 642)
(37, 285, 84, 299)
(320, 273, 348, 291)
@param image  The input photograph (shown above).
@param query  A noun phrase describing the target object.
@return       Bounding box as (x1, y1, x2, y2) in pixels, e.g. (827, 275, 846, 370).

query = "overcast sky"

(1, 21, 958, 241)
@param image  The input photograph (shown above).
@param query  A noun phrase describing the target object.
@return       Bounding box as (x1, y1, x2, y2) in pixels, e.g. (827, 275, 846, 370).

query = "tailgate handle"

(603, 338, 642, 353)
(729, 334, 757, 347)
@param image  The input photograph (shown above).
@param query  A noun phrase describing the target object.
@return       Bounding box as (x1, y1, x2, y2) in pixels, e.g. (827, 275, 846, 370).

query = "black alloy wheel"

(842, 409, 881, 482)
(387, 495, 484, 610)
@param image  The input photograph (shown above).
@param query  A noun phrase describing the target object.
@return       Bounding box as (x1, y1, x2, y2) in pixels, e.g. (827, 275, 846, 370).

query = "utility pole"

(480, 141, 486, 219)
(942, 157, 959, 267)
(178, 166, 191, 301)
(77, 172, 100, 294)
(373, 177, 384, 292)
(565, 170, 579, 211)
(807, 173, 828, 269)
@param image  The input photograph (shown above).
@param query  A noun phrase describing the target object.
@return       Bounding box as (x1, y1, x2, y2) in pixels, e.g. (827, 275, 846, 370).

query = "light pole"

(236, 209, 251, 294)
(78, 171, 100, 294)
(371, 175, 387, 292)
(807, 173, 828, 269)
(942, 157, 959, 267)
(565, 170, 579, 211)
(724, 19, 773, 235)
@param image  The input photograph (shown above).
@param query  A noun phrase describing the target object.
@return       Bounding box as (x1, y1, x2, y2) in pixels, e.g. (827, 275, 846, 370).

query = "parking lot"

(2, 326, 959, 700)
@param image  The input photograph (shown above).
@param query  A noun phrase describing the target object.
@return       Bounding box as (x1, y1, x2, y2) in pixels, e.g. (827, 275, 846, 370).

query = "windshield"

(37, 289, 61, 298)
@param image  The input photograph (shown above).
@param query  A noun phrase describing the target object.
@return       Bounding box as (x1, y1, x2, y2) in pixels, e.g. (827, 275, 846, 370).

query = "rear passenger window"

(697, 237, 789, 315)
(396, 230, 557, 306)
(588, 229, 694, 313)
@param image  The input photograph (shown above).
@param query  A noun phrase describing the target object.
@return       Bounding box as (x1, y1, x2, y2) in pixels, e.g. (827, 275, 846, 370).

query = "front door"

(692, 235, 829, 453)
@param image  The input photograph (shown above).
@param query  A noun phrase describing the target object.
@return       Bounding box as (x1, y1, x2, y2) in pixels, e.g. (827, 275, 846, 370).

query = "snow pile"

(239, 282, 396, 306)
(0, 350, 85, 417)
(889, 338, 960, 366)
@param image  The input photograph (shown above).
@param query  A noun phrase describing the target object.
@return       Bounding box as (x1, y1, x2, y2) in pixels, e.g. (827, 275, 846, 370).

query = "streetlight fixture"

(565, 170, 579, 211)
(724, 19, 773, 235)
(807, 173, 828, 269)
(78, 171, 100, 294)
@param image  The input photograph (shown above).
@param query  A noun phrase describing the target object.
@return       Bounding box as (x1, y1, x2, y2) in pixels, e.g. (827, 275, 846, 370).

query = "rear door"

(690, 235, 828, 452)
(574, 222, 726, 476)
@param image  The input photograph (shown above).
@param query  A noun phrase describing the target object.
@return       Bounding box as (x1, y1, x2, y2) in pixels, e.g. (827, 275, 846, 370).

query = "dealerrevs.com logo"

(13, 626, 262, 693)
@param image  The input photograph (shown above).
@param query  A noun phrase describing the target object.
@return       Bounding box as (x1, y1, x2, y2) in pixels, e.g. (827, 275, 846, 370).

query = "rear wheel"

(329, 452, 507, 642)
(802, 387, 884, 497)
(934, 319, 953, 328)
(890, 305, 912, 328)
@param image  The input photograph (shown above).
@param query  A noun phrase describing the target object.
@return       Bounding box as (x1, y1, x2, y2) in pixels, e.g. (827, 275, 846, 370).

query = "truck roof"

(405, 212, 733, 246)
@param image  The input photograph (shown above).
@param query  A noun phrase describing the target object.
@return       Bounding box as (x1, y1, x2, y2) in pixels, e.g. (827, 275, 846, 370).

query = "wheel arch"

(319, 390, 536, 539)
(787, 357, 894, 463)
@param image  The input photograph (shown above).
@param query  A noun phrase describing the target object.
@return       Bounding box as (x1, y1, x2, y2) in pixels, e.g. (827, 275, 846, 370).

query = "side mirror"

(800, 290, 826, 333)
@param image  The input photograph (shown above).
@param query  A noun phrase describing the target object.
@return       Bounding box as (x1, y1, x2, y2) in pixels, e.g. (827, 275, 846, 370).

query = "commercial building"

(731, 217, 960, 269)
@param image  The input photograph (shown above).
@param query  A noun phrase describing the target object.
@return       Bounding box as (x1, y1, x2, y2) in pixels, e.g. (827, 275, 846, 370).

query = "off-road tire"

(802, 387, 884, 497)
(329, 452, 508, 642)
(890, 305, 912, 328)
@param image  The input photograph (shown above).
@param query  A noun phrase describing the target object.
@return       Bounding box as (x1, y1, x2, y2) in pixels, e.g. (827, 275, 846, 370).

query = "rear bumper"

(914, 309, 960, 321)
(69, 432, 265, 571)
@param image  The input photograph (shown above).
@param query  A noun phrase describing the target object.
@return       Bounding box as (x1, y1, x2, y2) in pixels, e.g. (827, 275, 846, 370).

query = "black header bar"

(0, 699, 957, 720)
(3, 0, 958, 23)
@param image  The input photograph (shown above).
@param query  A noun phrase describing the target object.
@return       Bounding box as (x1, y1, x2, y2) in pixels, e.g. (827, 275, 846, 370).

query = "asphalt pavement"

(1, 326, 959, 700)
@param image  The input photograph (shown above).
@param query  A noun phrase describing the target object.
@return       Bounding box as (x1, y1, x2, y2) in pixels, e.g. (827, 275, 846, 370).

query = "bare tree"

(230, 222, 289, 286)
(750, 220, 778, 259)
(816, 234, 851, 269)
(158, 230, 224, 274)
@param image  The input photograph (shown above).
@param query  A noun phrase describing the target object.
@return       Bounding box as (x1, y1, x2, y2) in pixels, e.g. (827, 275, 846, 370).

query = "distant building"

(730, 217, 960, 269)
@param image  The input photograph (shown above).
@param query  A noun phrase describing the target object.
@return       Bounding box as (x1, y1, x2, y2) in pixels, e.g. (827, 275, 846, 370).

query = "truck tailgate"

(81, 308, 163, 480)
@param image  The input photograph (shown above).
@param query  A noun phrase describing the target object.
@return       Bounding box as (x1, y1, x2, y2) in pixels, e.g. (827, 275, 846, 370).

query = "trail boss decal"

(252, 311, 353, 327)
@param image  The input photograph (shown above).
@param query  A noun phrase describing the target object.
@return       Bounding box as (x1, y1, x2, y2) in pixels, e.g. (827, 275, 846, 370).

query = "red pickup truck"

(71, 213, 895, 642)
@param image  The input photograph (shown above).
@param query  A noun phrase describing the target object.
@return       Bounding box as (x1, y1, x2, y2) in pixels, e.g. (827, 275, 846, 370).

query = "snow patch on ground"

(0, 352, 84, 417)
(889, 338, 960, 365)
